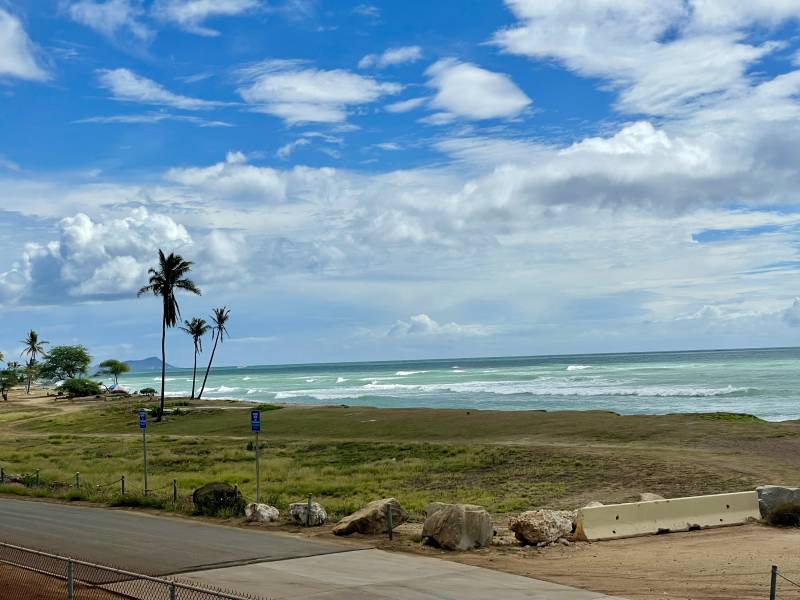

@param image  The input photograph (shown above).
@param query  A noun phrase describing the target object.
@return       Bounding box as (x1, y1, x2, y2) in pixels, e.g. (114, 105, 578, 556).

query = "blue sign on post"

(250, 410, 261, 432)
(138, 409, 147, 429)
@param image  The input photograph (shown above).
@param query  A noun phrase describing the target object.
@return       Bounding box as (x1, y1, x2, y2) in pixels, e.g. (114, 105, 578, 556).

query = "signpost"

(251, 410, 261, 503)
(139, 409, 148, 495)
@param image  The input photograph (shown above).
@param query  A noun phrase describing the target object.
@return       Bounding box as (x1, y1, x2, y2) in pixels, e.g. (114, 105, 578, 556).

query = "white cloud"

(96, 68, 223, 110)
(236, 59, 401, 124)
(385, 97, 427, 113)
(275, 138, 310, 159)
(358, 45, 422, 69)
(152, 0, 261, 37)
(388, 314, 493, 337)
(352, 4, 379, 19)
(65, 0, 152, 42)
(423, 59, 531, 122)
(375, 142, 401, 151)
(75, 113, 233, 127)
(783, 298, 800, 326)
(493, 0, 795, 116)
(0, 208, 191, 303)
(0, 9, 48, 81)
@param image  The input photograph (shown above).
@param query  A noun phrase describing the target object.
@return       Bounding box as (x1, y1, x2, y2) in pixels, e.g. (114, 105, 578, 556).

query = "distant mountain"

(124, 357, 177, 372)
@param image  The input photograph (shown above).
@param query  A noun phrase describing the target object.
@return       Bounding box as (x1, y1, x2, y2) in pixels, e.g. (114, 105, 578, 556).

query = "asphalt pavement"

(0, 498, 356, 575)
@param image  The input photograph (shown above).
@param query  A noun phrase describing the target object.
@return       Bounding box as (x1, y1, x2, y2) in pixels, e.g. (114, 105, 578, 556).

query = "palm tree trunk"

(158, 312, 166, 422)
(197, 332, 219, 400)
(190, 348, 197, 399)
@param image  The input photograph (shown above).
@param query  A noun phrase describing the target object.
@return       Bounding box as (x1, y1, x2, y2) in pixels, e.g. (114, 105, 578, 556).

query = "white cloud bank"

(388, 314, 494, 337)
(65, 0, 153, 41)
(96, 68, 223, 110)
(151, 0, 261, 36)
(0, 9, 48, 81)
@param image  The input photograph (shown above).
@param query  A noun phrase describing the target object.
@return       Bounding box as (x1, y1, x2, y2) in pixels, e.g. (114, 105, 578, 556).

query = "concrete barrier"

(575, 491, 759, 541)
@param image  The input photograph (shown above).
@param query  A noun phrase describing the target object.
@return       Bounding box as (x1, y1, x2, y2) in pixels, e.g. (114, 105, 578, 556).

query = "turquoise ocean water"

(107, 347, 800, 421)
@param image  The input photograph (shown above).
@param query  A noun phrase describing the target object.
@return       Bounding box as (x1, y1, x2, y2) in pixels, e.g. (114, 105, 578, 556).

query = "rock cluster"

(508, 510, 576, 546)
(421, 503, 493, 550)
(333, 498, 408, 536)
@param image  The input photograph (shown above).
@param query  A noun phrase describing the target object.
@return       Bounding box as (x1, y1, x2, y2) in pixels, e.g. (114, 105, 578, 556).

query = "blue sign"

(138, 409, 147, 430)
(250, 410, 261, 432)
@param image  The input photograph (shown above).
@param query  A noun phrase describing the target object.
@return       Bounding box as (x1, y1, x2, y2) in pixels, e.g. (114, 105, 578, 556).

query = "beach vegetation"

(0, 367, 22, 401)
(197, 307, 230, 400)
(139, 387, 157, 397)
(179, 317, 210, 399)
(97, 359, 130, 385)
(138, 249, 201, 422)
(20, 330, 48, 393)
(58, 378, 102, 398)
(39, 345, 92, 381)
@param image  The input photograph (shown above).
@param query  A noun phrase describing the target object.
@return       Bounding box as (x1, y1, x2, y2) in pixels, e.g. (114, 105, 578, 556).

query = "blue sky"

(4, 1, 800, 367)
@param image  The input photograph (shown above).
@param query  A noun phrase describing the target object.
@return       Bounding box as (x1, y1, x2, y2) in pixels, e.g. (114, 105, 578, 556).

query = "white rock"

(508, 510, 575, 545)
(245, 502, 280, 523)
(289, 501, 327, 526)
(639, 493, 666, 502)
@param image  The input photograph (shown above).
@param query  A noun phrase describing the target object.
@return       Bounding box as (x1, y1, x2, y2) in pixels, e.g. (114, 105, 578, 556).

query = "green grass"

(2, 398, 797, 520)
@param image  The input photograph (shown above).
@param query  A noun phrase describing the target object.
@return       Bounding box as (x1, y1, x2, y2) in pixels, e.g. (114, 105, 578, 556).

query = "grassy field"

(2, 390, 800, 520)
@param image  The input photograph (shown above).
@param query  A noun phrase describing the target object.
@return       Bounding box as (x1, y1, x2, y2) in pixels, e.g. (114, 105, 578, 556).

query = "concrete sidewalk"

(179, 548, 626, 600)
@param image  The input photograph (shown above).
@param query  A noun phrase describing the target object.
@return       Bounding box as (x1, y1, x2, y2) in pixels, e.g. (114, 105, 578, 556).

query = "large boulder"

(421, 503, 493, 551)
(192, 482, 245, 516)
(245, 503, 280, 523)
(757, 485, 800, 519)
(289, 501, 327, 526)
(509, 510, 575, 545)
(333, 498, 408, 536)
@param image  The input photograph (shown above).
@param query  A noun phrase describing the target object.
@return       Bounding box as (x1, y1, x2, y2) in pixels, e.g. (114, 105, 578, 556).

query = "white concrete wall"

(575, 491, 759, 541)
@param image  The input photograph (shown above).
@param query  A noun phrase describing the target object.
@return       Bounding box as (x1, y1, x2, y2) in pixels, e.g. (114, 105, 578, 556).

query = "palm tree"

(20, 330, 48, 393)
(138, 250, 201, 421)
(179, 317, 209, 399)
(197, 307, 230, 400)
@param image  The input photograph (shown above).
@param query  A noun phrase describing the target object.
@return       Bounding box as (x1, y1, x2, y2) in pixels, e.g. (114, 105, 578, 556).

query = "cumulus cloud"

(783, 298, 800, 326)
(151, 0, 261, 36)
(387, 314, 493, 337)
(423, 59, 531, 122)
(358, 46, 422, 69)
(65, 0, 152, 42)
(0, 9, 48, 81)
(96, 68, 223, 110)
(236, 59, 402, 124)
(0, 208, 191, 303)
(384, 97, 427, 113)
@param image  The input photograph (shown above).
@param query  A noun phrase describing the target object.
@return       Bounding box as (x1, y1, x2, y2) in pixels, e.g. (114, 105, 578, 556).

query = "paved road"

(0, 498, 357, 575)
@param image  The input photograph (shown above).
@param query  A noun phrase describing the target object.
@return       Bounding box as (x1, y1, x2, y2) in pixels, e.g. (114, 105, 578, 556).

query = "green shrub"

(139, 387, 157, 397)
(58, 378, 102, 398)
(768, 502, 800, 527)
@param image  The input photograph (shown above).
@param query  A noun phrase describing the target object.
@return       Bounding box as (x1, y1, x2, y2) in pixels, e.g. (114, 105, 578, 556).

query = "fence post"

(387, 504, 393, 541)
(67, 559, 74, 600)
(121, 475, 125, 496)
(169, 581, 177, 600)
(75, 472, 80, 488)
(770, 565, 778, 600)
(306, 495, 312, 527)
(1, 467, 4, 484)
(172, 479, 177, 504)
(35, 469, 40, 486)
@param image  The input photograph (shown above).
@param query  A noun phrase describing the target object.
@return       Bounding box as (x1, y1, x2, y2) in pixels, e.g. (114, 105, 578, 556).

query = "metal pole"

(142, 429, 148, 496)
(387, 504, 393, 541)
(255, 430, 260, 504)
(67, 559, 74, 600)
(770, 565, 778, 600)
(121, 475, 125, 496)
(172, 479, 177, 504)
(307, 495, 312, 527)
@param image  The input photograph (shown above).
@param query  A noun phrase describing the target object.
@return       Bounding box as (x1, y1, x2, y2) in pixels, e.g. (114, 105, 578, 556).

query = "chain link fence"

(0, 542, 265, 600)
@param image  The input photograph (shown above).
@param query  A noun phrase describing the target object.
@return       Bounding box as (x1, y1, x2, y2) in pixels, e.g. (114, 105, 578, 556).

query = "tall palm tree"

(20, 330, 48, 393)
(197, 307, 231, 400)
(138, 250, 201, 421)
(179, 317, 209, 399)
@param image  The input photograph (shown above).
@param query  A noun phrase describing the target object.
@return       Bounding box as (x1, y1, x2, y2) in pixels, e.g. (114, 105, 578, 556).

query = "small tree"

(98, 359, 130, 385)
(39, 345, 92, 381)
(58, 378, 102, 398)
(179, 317, 209, 399)
(197, 307, 231, 400)
(20, 330, 48, 393)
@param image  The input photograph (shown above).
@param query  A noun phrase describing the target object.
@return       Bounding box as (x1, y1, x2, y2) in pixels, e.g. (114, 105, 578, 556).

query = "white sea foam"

(336, 377, 347, 383)
(567, 365, 592, 371)
(243, 376, 252, 381)
(395, 370, 427, 376)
